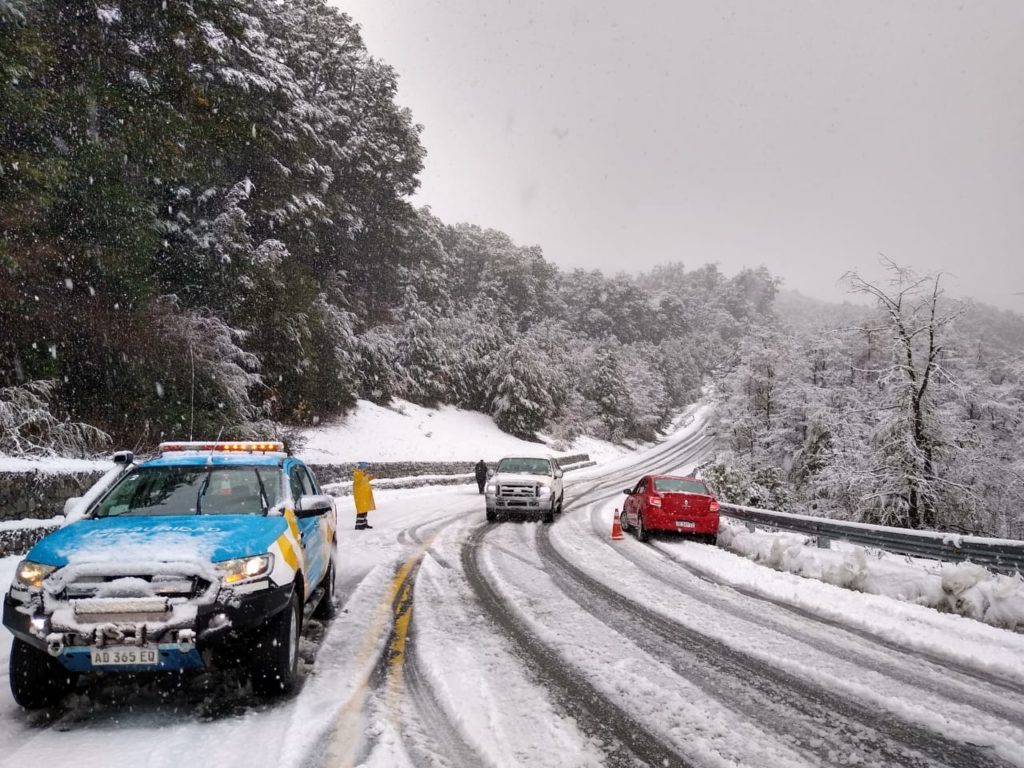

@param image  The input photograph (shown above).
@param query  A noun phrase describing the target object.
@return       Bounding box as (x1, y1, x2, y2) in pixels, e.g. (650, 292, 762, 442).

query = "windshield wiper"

(253, 470, 270, 514)
(195, 471, 212, 515)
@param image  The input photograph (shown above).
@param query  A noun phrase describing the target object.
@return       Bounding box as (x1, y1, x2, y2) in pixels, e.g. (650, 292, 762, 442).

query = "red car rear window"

(653, 478, 708, 494)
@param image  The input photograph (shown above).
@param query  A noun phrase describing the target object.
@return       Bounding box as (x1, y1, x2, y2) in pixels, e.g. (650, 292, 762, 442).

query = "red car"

(620, 474, 720, 544)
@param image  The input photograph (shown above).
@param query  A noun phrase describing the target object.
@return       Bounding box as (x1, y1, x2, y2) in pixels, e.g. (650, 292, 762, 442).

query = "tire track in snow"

(335, 513, 481, 768)
(396, 619, 482, 768)
(631, 531, 1024, 724)
(537, 520, 1011, 768)
(462, 523, 691, 768)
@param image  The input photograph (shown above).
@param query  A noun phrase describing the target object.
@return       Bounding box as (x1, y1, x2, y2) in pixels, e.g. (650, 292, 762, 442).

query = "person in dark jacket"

(474, 459, 489, 494)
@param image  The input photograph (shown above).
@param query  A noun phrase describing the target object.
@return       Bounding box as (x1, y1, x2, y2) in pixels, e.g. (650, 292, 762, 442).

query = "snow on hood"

(27, 514, 289, 568)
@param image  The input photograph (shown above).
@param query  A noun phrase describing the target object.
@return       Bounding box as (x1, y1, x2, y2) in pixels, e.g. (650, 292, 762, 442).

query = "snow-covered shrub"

(701, 458, 790, 510)
(545, 391, 604, 443)
(0, 380, 110, 457)
(149, 298, 263, 437)
(0, 0, 26, 23)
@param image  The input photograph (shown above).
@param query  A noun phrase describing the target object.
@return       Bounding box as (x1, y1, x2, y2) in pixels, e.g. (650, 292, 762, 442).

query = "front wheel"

(9, 637, 77, 710)
(486, 509, 496, 522)
(313, 559, 337, 620)
(543, 501, 556, 524)
(637, 513, 650, 542)
(619, 509, 630, 532)
(250, 592, 301, 698)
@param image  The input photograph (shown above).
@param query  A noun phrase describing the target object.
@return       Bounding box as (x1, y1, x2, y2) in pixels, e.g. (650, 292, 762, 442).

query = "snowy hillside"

(295, 398, 630, 464)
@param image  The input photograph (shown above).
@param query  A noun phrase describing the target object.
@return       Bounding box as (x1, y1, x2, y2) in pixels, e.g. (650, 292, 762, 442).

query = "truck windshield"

(653, 478, 709, 495)
(496, 458, 552, 475)
(94, 466, 282, 518)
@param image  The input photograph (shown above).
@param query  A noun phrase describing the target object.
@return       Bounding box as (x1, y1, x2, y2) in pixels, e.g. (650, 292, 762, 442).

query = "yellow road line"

(326, 534, 437, 767)
(386, 579, 415, 717)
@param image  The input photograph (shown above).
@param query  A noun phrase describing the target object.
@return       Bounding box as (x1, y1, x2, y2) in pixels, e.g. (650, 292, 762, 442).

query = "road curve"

(461, 523, 691, 768)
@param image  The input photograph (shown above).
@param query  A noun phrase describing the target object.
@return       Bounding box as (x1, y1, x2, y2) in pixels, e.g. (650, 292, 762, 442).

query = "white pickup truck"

(485, 456, 565, 523)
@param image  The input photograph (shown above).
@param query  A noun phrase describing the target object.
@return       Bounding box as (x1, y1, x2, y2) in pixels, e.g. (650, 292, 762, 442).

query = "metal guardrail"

(719, 503, 1024, 575)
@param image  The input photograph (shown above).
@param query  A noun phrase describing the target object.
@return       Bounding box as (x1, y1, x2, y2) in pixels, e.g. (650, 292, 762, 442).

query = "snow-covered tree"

(0, 381, 109, 457)
(395, 288, 449, 407)
(846, 262, 962, 529)
(485, 340, 554, 439)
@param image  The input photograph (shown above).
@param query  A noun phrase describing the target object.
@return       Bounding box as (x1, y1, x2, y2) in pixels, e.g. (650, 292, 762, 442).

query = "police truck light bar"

(158, 441, 285, 454)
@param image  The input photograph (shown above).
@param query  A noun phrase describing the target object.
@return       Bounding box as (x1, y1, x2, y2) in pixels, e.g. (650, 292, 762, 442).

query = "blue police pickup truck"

(3, 441, 338, 708)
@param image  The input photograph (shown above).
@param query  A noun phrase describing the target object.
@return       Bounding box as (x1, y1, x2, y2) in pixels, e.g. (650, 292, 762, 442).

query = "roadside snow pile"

(297, 398, 628, 463)
(718, 522, 1024, 631)
(0, 455, 113, 474)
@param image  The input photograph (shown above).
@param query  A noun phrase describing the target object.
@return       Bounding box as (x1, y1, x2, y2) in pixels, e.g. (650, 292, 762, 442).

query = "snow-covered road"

(1, 411, 1023, 767)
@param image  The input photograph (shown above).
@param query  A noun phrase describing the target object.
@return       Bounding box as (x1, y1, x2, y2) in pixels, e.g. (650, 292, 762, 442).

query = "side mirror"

(622, 488, 632, 496)
(296, 494, 333, 518)
(112, 450, 134, 465)
(64, 496, 84, 517)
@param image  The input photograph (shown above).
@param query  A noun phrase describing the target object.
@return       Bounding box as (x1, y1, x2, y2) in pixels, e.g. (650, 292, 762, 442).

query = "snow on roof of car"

(141, 454, 287, 468)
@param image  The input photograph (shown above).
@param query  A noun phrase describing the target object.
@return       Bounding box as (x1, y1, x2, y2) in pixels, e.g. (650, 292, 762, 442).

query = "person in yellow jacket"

(353, 462, 376, 530)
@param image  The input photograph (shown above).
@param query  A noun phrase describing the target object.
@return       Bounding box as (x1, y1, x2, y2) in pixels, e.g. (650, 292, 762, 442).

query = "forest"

(2, 0, 1022, 536)
(708, 265, 1024, 538)
(0, 0, 774, 450)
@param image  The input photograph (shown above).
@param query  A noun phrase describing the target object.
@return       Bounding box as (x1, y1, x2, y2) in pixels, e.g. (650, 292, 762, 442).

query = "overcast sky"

(340, 0, 1024, 311)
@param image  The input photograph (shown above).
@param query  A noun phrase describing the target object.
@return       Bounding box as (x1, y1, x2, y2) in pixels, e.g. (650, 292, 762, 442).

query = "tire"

(543, 501, 556, 524)
(619, 509, 630, 532)
(250, 591, 301, 698)
(556, 495, 564, 515)
(9, 637, 77, 710)
(706, 533, 718, 547)
(312, 559, 336, 620)
(637, 513, 650, 543)
(486, 509, 496, 522)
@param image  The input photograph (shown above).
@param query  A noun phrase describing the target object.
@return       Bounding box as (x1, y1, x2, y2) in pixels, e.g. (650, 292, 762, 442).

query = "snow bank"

(0, 455, 113, 474)
(719, 522, 1024, 631)
(297, 398, 626, 463)
(0, 517, 63, 532)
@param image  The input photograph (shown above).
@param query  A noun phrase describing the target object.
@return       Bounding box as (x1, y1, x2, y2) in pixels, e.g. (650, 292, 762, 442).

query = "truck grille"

(498, 484, 537, 498)
(62, 574, 209, 601)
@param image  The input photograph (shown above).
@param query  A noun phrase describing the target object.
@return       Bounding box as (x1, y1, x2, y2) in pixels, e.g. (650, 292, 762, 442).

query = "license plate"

(675, 520, 696, 529)
(90, 646, 159, 666)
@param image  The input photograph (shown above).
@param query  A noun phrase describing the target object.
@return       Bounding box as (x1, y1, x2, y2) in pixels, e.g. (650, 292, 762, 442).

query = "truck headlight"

(216, 554, 274, 585)
(15, 561, 56, 589)
(485, 484, 497, 496)
(537, 485, 552, 497)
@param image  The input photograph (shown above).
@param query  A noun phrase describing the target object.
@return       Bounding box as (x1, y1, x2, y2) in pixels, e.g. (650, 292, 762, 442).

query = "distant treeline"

(708, 271, 1024, 538)
(0, 0, 775, 449)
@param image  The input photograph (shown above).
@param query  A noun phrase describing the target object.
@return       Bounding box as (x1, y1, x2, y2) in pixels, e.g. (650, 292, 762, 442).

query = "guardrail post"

(816, 535, 832, 550)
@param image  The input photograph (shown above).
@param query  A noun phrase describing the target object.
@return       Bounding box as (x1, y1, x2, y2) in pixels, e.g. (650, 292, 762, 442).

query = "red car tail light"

(709, 499, 720, 512)
(648, 496, 663, 508)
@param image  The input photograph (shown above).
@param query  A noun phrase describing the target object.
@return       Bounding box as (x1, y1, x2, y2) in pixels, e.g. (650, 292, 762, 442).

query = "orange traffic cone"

(610, 509, 624, 540)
